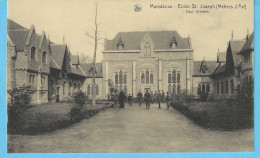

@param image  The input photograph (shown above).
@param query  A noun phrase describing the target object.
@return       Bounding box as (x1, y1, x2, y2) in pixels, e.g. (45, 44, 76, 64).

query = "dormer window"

(202, 67, 206, 73)
(42, 51, 47, 63)
(170, 36, 177, 49)
(31, 46, 36, 60)
(117, 37, 124, 50)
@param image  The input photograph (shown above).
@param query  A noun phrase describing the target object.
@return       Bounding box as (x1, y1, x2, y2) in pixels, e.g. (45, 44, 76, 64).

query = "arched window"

(31, 47, 36, 60)
(63, 81, 66, 96)
(124, 73, 127, 84)
(197, 84, 201, 95)
(69, 82, 72, 95)
(87, 85, 90, 95)
(146, 69, 149, 84)
(96, 85, 99, 95)
(177, 72, 180, 83)
(42, 51, 47, 63)
(172, 69, 176, 83)
(150, 73, 153, 84)
(168, 73, 171, 83)
(115, 73, 118, 84)
(221, 81, 224, 94)
(119, 85, 123, 92)
(230, 79, 234, 94)
(225, 80, 228, 94)
(168, 84, 171, 94)
(124, 85, 127, 93)
(206, 84, 210, 94)
(202, 84, 205, 94)
(141, 73, 145, 84)
(119, 70, 123, 84)
(74, 83, 77, 91)
(173, 84, 176, 94)
(177, 84, 181, 94)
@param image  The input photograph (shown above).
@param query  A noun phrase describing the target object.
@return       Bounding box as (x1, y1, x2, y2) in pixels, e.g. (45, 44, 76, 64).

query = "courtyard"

(8, 102, 254, 153)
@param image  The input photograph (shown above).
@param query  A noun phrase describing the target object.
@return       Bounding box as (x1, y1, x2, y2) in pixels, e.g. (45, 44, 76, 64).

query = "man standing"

(137, 90, 143, 106)
(144, 90, 151, 110)
(150, 91, 154, 104)
(157, 90, 161, 109)
(162, 90, 165, 103)
(127, 94, 133, 107)
(166, 92, 170, 110)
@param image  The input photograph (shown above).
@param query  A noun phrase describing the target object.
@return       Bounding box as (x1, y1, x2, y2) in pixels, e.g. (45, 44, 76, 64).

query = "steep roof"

(238, 32, 254, 54)
(7, 19, 26, 31)
(8, 29, 30, 51)
(193, 61, 217, 75)
(70, 65, 85, 76)
(104, 31, 191, 51)
(50, 44, 67, 69)
(230, 40, 245, 67)
(80, 63, 103, 77)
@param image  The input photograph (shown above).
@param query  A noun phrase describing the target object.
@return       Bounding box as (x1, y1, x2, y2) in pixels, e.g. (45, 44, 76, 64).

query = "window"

(69, 82, 72, 95)
(172, 84, 176, 94)
(168, 73, 171, 83)
(115, 85, 118, 91)
(202, 84, 205, 94)
(177, 72, 180, 83)
(87, 85, 90, 95)
(172, 70, 176, 83)
(78, 84, 80, 90)
(141, 73, 145, 84)
(144, 42, 151, 56)
(124, 85, 127, 93)
(221, 81, 224, 94)
(115, 73, 118, 84)
(31, 47, 36, 60)
(63, 81, 66, 95)
(29, 74, 32, 84)
(168, 84, 171, 93)
(42, 51, 47, 63)
(244, 53, 251, 63)
(225, 80, 228, 94)
(202, 67, 206, 73)
(177, 84, 181, 94)
(217, 82, 219, 94)
(150, 73, 153, 84)
(197, 84, 201, 95)
(231, 79, 234, 94)
(124, 73, 127, 84)
(119, 70, 123, 84)
(206, 84, 210, 94)
(96, 85, 99, 95)
(145, 70, 149, 84)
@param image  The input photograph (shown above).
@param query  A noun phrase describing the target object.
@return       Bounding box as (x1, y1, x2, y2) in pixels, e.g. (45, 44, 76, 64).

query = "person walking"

(119, 91, 126, 108)
(127, 94, 133, 107)
(166, 92, 170, 110)
(144, 90, 151, 110)
(137, 90, 143, 106)
(157, 90, 161, 109)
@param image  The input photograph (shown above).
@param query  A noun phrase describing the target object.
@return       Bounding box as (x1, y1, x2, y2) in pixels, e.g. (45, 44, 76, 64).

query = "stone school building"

(7, 19, 254, 104)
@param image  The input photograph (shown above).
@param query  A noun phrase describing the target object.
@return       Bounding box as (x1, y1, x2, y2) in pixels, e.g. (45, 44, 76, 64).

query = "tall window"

(69, 82, 72, 95)
(124, 73, 127, 84)
(150, 73, 153, 84)
(168, 73, 171, 83)
(206, 84, 210, 94)
(231, 79, 234, 94)
(173, 84, 176, 94)
(168, 84, 171, 93)
(177, 84, 181, 94)
(96, 85, 99, 95)
(119, 70, 123, 84)
(197, 84, 201, 95)
(63, 81, 66, 95)
(221, 81, 224, 94)
(141, 73, 145, 84)
(177, 72, 180, 83)
(145, 69, 149, 84)
(225, 80, 228, 94)
(42, 51, 47, 63)
(202, 84, 205, 94)
(74, 83, 77, 91)
(31, 47, 36, 60)
(124, 85, 127, 93)
(115, 73, 118, 84)
(87, 85, 90, 95)
(217, 82, 219, 94)
(172, 69, 176, 83)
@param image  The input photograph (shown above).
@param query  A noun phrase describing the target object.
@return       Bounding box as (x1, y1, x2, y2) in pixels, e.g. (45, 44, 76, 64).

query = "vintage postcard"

(4, 0, 255, 155)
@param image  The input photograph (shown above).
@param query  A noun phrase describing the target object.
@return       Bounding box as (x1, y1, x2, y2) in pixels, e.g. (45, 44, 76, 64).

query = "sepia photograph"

(5, 0, 255, 154)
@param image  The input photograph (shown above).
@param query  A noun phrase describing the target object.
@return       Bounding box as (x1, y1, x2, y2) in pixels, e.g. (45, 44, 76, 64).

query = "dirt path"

(8, 103, 254, 153)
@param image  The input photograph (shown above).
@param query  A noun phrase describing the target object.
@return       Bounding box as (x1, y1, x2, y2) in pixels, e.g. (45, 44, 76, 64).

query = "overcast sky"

(8, 0, 254, 62)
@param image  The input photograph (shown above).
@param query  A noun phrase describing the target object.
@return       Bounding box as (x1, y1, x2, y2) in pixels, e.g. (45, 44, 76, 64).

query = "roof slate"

(80, 63, 103, 77)
(7, 19, 26, 31)
(50, 44, 67, 69)
(8, 29, 30, 51)
(104, 31, 191, 51)
(238, 32, 254, 54)
(230, 40, 245, 67)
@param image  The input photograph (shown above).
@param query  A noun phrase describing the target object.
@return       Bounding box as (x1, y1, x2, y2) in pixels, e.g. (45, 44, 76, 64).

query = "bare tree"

(85, 0, 102, 106)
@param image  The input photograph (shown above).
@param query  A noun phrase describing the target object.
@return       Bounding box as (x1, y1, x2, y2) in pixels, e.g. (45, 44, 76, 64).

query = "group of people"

(113, 89, 172, 110)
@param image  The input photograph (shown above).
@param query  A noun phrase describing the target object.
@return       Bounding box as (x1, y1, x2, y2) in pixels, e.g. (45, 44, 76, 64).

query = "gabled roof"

(193, 61, 217, 75)
(50, 44, 67, 70)
(211, 63, 226, 75)
(230, 40, 245, 67)
(80, 63, 103, 77)
(238, 32, 254, 54)
(8, 29, 30, 51)
(70, 65, 85, 77)
(7, 19, 26, 31)
(104, 31, 191, 51)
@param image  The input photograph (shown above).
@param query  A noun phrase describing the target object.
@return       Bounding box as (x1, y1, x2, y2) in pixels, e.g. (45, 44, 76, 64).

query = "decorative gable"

(140, 33, 154, 56)
(225, 42, 235, 73)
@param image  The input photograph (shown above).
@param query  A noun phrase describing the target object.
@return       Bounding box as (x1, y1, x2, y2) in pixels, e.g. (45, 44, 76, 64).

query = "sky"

(7, 0, 254, 62)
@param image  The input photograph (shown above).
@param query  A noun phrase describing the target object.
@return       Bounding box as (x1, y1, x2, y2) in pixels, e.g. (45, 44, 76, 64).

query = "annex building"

(7, 19, 254, 104)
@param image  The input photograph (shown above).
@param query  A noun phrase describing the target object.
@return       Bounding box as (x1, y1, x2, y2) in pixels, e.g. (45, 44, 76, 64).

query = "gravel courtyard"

(8, 103, 254, 153)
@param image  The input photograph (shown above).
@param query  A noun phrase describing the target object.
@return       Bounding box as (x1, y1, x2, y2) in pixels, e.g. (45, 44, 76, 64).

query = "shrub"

(7, 85, 33, 108)
(69, 106, 84, 122)
(73, 91, 87, 107)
